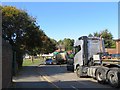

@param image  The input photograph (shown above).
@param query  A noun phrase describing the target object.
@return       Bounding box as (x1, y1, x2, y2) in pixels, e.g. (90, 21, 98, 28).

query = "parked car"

(45, 59, 53, 65)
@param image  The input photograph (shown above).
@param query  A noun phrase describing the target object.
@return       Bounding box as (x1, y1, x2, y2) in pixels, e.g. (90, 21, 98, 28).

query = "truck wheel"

(107, 70, 120, 88)
(76, 66, 81, 78)
(96, 68, 106, 84)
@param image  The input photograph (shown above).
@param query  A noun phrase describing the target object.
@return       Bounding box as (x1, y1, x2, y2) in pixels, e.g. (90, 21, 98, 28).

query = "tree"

(58, 40, 63, 45)
(100, 29, 115, 48)
(2, 6, 46, 68)
(48, 38, 57, 53)
(57, 38, 74, 51)
(93, 32, 100, 37)
(63, 38, 74, 51)
(88, 29, 115, 48)
(88, 33, 93, 37)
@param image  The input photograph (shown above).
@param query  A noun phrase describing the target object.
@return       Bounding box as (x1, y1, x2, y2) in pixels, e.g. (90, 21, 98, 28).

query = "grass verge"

(22, 57, 45, 66)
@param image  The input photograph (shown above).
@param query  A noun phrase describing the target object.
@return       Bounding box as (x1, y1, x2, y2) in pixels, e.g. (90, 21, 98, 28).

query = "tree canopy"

(88, 29, 115, 48)
(2, 6, 56, 68)
(57, 38, 74, 51)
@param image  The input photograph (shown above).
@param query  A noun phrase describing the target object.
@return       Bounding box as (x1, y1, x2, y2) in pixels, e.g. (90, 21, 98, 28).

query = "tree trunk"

(31, 56, 34, 63)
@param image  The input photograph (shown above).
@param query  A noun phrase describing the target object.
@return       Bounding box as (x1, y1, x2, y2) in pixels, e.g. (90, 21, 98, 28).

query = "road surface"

(12, 65, 119, 90)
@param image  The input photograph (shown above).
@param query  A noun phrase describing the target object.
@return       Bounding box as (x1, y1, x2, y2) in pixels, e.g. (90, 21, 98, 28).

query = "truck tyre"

(107, 70, 120, 88)
(96, 68, 106, 84)
(76, 66, 81, 78)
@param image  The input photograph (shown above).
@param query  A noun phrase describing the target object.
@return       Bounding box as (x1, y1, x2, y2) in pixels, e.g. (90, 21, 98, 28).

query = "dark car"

(45, 59, 53, 65)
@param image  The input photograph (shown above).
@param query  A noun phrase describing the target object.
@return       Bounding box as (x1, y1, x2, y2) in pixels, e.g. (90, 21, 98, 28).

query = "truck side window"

(75, 45, 81, 54)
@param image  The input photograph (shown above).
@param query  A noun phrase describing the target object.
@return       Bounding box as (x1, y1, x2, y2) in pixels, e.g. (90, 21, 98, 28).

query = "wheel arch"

(75, 64, 80, 70)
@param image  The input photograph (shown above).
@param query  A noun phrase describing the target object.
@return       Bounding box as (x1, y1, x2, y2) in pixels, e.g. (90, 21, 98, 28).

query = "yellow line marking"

(39, 76, 44, 81)
(36, 67, 60, 89)
(71, 85, 79, 90)
(41, 75, 60, 89)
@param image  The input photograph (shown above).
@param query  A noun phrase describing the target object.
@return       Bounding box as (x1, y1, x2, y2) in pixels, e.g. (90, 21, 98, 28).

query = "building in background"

(105, 39, 120, 54)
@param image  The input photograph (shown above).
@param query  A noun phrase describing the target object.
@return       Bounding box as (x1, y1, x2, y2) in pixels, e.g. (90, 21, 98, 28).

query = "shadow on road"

(11, 80, 118, 89)
(15, 65, 72, 79)
(37, 65, 73, 76)
(12, 81, 56, 88)
(11, 65, 119, 89)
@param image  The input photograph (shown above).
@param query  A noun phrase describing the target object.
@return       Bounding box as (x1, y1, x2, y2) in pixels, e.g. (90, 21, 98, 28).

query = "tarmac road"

(12, 64, 119, 90)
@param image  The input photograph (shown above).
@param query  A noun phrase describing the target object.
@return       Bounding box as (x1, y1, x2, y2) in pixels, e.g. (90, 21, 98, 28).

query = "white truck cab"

(67, 36, 120, 88)
(74, 36, 104, 70)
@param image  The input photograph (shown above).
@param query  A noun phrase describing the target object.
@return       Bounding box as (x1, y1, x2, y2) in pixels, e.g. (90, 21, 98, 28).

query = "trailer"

(67, 36, 120, 88)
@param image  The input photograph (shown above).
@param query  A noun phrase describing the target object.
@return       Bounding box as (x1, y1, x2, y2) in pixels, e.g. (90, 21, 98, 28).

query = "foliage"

(2, 6, 56, 68)
(88, 33, 93, 37)
(88, 29, 115, 48)
(39, 33, 57, 54)
(57, 38, 74, 51)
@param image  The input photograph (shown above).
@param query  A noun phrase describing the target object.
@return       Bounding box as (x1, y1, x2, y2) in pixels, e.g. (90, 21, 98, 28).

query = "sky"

(2, 2, 118, 41)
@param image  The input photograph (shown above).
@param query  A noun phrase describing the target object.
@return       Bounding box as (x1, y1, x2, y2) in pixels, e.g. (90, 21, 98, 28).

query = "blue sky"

(2, 2, 118, 41)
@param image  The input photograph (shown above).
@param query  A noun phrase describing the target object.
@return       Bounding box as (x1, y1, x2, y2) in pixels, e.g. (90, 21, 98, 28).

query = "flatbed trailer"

(94, 59, 120, 66)
(101, 59, 120, 65)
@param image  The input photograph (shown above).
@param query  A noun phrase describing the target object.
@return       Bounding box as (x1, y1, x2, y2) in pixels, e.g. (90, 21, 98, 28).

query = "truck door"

(74, 40, 84, 68)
